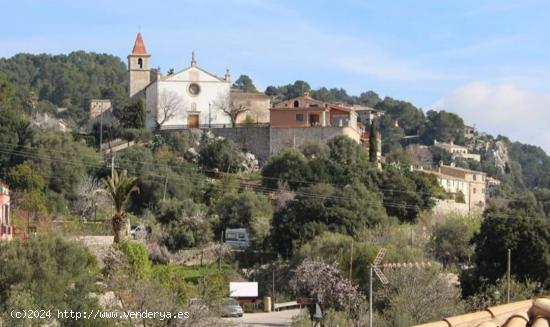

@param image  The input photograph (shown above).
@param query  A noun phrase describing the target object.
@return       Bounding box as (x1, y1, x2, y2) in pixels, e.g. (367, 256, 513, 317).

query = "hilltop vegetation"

(0, 52, 128, 126)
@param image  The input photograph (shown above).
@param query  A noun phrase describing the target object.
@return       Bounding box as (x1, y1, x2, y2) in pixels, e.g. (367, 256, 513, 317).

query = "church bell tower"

(128, 32, 151, 99)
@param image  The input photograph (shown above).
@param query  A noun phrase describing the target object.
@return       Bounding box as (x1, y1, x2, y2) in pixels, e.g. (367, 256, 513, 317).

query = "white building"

(351, 105, 384, 125)
(128, 33, 232, 129)
(416, 164, 487, 215)
(433, 140, 481, 162)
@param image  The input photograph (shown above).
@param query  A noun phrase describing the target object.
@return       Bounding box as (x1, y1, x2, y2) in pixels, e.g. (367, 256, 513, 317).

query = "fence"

(160, 123, 270, 130)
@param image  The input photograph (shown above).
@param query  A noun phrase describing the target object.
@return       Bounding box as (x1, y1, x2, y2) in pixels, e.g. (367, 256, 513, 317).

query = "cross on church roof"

(191, 51, 197, 66)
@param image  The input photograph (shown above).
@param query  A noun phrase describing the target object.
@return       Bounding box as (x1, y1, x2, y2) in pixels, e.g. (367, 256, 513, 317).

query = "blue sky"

(2, 0, 550, 151)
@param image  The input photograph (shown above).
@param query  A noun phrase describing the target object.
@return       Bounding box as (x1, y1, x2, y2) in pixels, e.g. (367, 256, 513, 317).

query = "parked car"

(220, 298, 243, 317)
(130, 224, 151, 240)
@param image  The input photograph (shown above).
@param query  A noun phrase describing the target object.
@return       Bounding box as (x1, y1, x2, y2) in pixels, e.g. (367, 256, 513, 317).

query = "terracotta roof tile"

(131, 32, 147, 55)
(414, 298, 550, 327)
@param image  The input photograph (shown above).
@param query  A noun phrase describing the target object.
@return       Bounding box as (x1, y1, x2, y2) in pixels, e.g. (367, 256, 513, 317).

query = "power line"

(3, 150, 550, 223)
(0, 140, 484, 198)
(1, 142, 550, 211)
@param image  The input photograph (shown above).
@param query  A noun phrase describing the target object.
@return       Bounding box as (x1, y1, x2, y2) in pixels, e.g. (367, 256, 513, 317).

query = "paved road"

(224, 309, 302, 326)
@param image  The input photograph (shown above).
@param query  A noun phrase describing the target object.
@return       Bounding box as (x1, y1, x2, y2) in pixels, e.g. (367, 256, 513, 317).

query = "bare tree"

(214, 94, 249, 127)
(156, 90, 185, 130)
(72, 175, 109, 220)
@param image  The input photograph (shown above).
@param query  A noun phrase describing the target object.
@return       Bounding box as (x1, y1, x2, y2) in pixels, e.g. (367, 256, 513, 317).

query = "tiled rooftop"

(414, 298, 550, 327)
(131, 32, 147, 55)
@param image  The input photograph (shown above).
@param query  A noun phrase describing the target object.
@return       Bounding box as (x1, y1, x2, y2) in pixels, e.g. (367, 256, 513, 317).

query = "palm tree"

(100, 170, 139, 243)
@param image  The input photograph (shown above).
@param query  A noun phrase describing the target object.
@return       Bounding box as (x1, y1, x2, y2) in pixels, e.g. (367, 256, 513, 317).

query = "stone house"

(270, 92, 360, 130)
(86, 99, 114, 133)
(434, 140, 481, 162)
(351, 104, 384, 125)
(464, 124, 476, 139)
(268, 92, 372, 154)
(419, 164, 487, 215)
(89, 99, 112, 119)
(230, 90, 271, 124)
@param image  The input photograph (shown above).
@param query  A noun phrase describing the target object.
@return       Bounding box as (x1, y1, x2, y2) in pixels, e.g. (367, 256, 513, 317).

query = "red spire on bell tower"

(131, 32, 148, 55)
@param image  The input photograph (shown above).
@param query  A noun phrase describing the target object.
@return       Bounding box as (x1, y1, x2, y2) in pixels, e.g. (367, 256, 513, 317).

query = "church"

(128, 33, 232, 129)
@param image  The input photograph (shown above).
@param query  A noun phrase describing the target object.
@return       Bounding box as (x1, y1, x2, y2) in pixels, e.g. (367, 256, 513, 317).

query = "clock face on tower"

(188, 83, 201, 96)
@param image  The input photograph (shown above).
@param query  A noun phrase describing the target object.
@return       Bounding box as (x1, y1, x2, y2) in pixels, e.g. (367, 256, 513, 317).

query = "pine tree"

(116, 98, 145, 129)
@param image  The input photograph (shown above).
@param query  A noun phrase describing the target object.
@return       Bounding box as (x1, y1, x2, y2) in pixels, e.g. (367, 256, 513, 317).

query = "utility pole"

(507, 249, 511, 303)
(272, 264, 276, 312)
(208, 102, 212, 128)
(369, 265, 373, 327)
(110, 154, 115, 216)
(99, 110, 104, 152)
(111, 154, 115, 176)
(218, 230, 224, 271)
(349, 239, 354, 280)
(162, 175, 168, 201)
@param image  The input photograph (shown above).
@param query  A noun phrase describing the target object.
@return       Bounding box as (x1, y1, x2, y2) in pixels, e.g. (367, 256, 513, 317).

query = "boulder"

(185, 147, 199, 162)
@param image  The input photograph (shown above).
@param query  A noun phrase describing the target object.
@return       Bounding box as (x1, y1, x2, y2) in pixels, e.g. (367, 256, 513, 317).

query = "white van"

(224, 228, 250, 248)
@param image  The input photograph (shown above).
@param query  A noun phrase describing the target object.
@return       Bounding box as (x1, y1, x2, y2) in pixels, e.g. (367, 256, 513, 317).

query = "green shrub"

(290, 310, 312, 327)
(163, 221, 195, 250)
(118, 241, 151, 279)
(0, 237, 109, 326)
(323, 308, 354, 326)
(151, 265, 197, 305)
(199, 138, 244, 173)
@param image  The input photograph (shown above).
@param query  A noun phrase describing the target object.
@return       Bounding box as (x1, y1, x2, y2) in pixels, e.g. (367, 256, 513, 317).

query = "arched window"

(137, 58, 143, 69)
(293, 100, 299, 108)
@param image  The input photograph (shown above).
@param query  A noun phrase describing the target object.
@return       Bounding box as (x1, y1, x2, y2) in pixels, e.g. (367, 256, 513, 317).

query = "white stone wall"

(145, 84, 158, 129)
(432, 199, 470, 216)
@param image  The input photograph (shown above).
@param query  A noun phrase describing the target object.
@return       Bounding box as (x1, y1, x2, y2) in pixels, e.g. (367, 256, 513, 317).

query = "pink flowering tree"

(290, 258, 367, 320)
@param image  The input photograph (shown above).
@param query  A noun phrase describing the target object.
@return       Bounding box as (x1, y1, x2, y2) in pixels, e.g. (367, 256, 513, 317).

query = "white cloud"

(434, 82, 550, 153)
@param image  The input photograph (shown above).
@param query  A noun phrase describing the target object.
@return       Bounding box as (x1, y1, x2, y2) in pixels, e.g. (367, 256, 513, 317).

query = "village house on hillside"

(270, 92, 359, 131)
(269, 92, 381, 159)
(417, 164, 488, 215)
(86, 99, 114, 133)
(0, 183, 13, 241)
(464, 124, 476, 139)
(434, 139, 481, 162)
(351, 104, 384, 125)
(230, 89, 271, 124)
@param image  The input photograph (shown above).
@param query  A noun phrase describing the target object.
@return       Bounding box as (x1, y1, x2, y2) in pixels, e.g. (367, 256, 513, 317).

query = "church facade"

(128, 33, 232, 129)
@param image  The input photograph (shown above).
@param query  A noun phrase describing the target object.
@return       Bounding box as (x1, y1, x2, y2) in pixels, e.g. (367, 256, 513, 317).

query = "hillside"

(1, 50, 550, 326)
(0, 52, 128, 126)
(1, 51, 549, 192)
